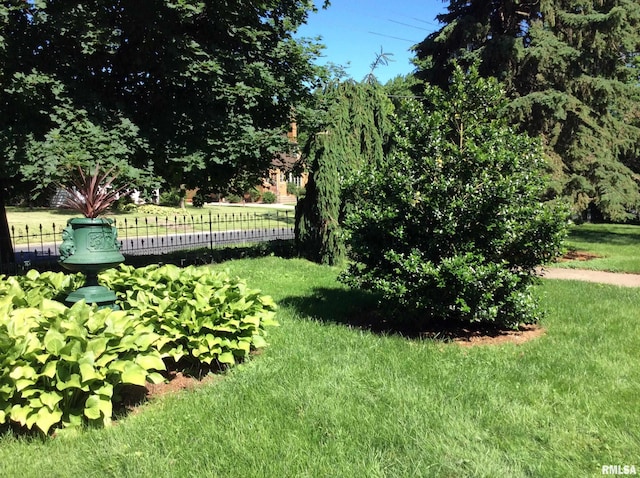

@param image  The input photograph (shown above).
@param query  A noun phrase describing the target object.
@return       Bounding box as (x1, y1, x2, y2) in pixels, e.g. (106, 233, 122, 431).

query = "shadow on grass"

(280, 287, 528, 341)
(568, 227, 640, 246)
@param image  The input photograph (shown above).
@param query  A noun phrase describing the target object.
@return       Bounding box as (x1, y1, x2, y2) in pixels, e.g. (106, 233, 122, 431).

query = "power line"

(388, 19, 433, 31)
(367, 31, 418, 43)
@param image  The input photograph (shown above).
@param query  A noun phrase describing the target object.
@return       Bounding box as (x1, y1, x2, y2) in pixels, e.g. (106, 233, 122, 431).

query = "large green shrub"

(340, 64, 568, 328)
(0, 265, 277, 435)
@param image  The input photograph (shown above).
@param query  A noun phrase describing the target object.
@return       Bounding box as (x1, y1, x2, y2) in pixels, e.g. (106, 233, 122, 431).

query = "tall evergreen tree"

(414, 0, 640, 220)
(295, 81, 393, 265)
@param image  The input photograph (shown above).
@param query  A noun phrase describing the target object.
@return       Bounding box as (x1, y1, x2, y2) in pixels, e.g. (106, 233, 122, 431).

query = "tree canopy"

(0, 0, 327, 263)
(414, 0, 640, 221)
(1, 0, 326, 195)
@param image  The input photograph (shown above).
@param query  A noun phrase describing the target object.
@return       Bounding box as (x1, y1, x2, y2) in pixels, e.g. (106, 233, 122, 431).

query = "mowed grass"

(1, 257, 638, 477)
(554, 223, 640, 273)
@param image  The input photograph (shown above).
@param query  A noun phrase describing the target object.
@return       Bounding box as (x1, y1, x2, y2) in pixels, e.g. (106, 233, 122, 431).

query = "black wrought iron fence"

(1, 210, 294, 275)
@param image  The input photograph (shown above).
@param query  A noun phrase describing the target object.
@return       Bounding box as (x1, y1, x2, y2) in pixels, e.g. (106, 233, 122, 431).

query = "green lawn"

(555, 223, 640, 273)
(1, 257, 638, 477)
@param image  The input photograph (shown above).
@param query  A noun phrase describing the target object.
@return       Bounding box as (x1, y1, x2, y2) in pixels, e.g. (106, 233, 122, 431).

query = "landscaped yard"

(0, 256, 638, 477)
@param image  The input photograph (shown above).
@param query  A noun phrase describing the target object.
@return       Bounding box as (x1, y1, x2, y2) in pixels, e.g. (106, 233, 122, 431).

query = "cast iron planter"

(59, 217, 124, 309)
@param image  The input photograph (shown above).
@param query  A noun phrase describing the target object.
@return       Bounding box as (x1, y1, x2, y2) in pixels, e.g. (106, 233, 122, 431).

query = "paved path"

(539, 267, 640, 288)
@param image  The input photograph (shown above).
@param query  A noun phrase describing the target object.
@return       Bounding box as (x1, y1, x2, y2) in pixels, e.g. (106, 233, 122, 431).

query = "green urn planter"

(59, 217, 124, 309)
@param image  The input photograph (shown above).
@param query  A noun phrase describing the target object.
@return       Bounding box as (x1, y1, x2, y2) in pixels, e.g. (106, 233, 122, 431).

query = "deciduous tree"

(0, 0, 326, 263)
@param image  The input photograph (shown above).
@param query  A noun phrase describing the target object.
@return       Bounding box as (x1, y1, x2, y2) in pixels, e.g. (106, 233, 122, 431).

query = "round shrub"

(340, 64, 567, 329)
(262, 191, 277, 204)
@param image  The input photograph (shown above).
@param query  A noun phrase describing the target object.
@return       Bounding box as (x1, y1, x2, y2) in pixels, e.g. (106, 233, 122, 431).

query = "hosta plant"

(100, 264, 279, 366)
(0, 275, 165, 435)
(0, 265, 278, 435)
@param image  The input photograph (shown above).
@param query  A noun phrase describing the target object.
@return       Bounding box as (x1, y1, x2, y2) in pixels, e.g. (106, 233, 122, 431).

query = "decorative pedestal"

(59, 218, 124, 309)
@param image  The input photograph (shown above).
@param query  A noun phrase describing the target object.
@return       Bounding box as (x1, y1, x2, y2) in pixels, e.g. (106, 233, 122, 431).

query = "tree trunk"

(0, 179, 15, 265)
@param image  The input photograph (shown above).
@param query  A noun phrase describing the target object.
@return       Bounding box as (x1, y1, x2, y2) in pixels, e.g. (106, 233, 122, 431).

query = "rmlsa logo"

(602, 465, 637, 475)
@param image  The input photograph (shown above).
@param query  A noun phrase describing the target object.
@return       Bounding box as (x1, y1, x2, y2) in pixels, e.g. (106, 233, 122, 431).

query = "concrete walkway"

(539, 267, 640, 288)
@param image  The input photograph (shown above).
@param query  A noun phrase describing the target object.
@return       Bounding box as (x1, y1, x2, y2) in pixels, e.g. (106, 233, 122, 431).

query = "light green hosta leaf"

(90, 382, 113, 398)
(55, 373, 82, 391)
(0, 410, 6, 424)
(84, 394, 111, 421)
(241, 315, 261, 327)
(252, 334, 268, 349)
(217, 352, 235, 365)
(95, 353, 118, 368)
(259, 295, 277, 309)
(134, 331, 160, 351)
(39, 391, 63, 410)
(79, 362, 103, 384)
(15, 378, 36, 392)
(44, 329, 66, 355)
(41, 360, 58, 378)
(236, 340, 251, 353)
(35, 407, 63, 434)
(135, 354, 166, 372)
(10, 404, 32, 427)
(103, 310, 131, 336)
(39, 298, 67, 318)
(8, 308, 40, 336)
(121, 362, 148, 386)
(10, 365, 37, 381)
(33, 352, 51, 364)
(147, 372, 165, 385)
(59, 340, 83, 362)
(86, 337, 108, 358)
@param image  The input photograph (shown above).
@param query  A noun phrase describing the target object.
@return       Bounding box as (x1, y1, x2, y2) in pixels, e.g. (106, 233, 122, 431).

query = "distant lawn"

(554, 223, 640, 273)
(0, 257, 638, 477)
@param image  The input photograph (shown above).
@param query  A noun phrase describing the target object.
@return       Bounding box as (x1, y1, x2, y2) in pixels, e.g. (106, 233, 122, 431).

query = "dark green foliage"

(295, 81, 393, 265)
(247, 188, 262, 203)
(0, 1, 327, 258)
(191, 192, 205, 208)
(262, 191, 277, 204)
(414, 0, 640, 221)
(340, 65, 568, 328)
(159, 189, 181, 207)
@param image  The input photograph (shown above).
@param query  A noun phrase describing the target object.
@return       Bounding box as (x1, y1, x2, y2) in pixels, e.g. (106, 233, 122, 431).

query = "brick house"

(259, 122, 307, 204)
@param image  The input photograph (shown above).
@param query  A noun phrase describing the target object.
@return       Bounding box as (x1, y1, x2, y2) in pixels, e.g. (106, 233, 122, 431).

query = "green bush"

(159, 189, 181, 207)
(135, 204, 188, 217)
(226, 194, 242, 204)
(0, 265, 278, 435)
(340, 64, 568, 328)
(262, 191, 277, 204)
(192, 192, 206, 208)
(247, 188, 262, 203)
(286, 182, 300, 196)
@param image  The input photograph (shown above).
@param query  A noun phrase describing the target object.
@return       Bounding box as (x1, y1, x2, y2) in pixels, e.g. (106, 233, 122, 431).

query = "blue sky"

(297, 1, 447, 84)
